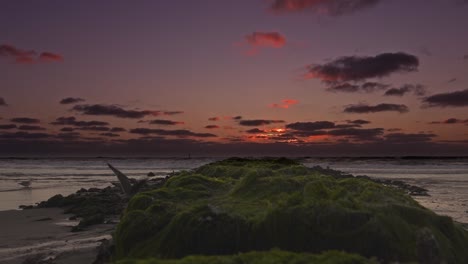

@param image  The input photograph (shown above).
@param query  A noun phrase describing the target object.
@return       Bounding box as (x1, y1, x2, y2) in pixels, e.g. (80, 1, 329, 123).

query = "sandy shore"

(0, 208, 113, 264)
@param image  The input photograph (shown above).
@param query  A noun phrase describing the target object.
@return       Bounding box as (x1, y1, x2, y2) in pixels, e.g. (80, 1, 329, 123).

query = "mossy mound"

(117, 250, 376, 264)
(114, 158, 468, 263)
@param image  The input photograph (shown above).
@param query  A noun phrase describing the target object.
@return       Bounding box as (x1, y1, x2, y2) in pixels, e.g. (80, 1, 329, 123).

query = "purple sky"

(1, 0, 468, 156)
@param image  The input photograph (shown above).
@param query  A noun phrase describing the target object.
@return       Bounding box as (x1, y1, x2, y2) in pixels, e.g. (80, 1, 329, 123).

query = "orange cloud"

(240, 32, 286, 56)
(270, 99, 299, 109)
(39, 52, 64, 62)
(0, 44, 63, 64)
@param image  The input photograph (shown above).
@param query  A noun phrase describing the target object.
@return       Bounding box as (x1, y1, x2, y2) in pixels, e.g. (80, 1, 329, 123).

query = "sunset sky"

(1, 0, 468, 156)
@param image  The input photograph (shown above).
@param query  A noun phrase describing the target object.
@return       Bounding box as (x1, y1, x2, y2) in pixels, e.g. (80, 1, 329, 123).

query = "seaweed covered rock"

(117, 250, 376, 264)
(114, 158, 468, 263)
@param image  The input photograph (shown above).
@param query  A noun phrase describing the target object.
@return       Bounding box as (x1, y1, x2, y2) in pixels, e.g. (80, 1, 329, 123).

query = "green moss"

(117, 250, 376, 264)
(114, 158, 468, 263)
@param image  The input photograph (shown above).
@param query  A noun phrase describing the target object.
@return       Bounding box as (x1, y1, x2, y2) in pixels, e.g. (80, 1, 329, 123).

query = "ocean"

(1, 157, 467, 224)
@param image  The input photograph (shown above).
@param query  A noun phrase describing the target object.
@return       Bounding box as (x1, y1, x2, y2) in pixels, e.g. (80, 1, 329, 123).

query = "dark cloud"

(100, 133, 120, 137)
(208, 117, 220, 121)
(305, 52, 419, 82)
(0, 132, 51, 139)
(57, 132, 81, 140)
(326, 82, 388, 93)
(50, 117, 109, 127)
(205, 125, 220, 129)
(0, 97, 7, 106)
(110, 127, 126, 132)
(384, 84, 426, 97)
(78, 126, 110, 132)
(18, 125, 46, 131)
(347, 119, 371, 125)
(0, 124, 17, 130)
(286, 121, 335, 131)
(39, 52, 63, 62)
(239, 119, 285, 126)
(163, 111, 184, 115)
(447, 78, 457, 84)
(60, 127, 75, 132)
(72, 104, 159, 119)
(10, 117, 40, 124)
(129, 128, 217, 138)
(60, 97, 85, 105)
(344, 103, 409, 114)
(429, 118, 468, 125)
(148, 119, 184, 126)
(384, 133, 436, 143)
(387, 128, 403, 132)
(328, 128, 384, 140)
(422, 89, 468, 107)
(245, 128, 267, 134)
(270, 0, 380, 16)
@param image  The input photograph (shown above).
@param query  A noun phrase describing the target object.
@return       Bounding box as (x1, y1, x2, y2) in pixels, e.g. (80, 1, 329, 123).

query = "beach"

(0, 208, 113, 264)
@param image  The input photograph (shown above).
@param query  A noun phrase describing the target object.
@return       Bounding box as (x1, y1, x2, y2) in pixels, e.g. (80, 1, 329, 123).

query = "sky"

(1, 0, 468, 156)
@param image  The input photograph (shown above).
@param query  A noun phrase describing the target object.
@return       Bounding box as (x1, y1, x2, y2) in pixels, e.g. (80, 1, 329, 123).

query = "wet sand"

(0, 208, 113, 264)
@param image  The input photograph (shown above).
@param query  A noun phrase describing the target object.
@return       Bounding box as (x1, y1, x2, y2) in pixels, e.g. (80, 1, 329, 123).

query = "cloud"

(246, 32, 286, 48)
(464, 55, 468, 60)
(0, 44, 63, 64)
(39, 52, 63, 62)
(209, 116, 242, 121)
(18, 125, 46, 131)
(78, 126, 110, 132)
(72, 104, 161, 119)
(60, 97, 85, 105)
(129, 128, 217, 138)
(270, 99, 299, 109)
(0, 124, 17, 130)
(100, 133, 120, 137)
(110, 127, 126, 132)
(0, 44, 36, 64)
(328, 128, 384, 140)
(60, 127, 75, 132)
(326, 82, 388, 93)
(286, 121, 335, 131)
(429, 118, 468, 125)
(384, 133, 436, 143)
(57, 132, 81, 140)
(163, 111, 184, 115)
(422, 89, 468, 107)
(0, 97, 7, 106)
(50, 116, 109, 127)
(205, 125, 220, 129)
(245, 128, 267, 134)
(384, 84, 426, 97)
(0, 132, 51, 140)
(344, 103, 409, 114)
(347, 119, 371, 125)
(239, 119, 285, 126)
(269, 0, 381, 16)
(148, 119, 185, 126)
(243, 32, 286, 55)
(10, 117, 40, 124)
(305, 52, 419, 82)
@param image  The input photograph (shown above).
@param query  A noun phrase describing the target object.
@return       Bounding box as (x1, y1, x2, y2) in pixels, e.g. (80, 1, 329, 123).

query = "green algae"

(117, 250, 376, 264)
(114, 158, 468, 263)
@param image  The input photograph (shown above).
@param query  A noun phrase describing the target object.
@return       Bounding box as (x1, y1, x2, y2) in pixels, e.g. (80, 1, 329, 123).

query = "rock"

(147, 172, 155, 177)
(113, 158, 468, 263)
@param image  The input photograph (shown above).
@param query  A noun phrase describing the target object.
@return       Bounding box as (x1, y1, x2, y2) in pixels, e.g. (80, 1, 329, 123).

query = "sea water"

(0, 157, 467, 223)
